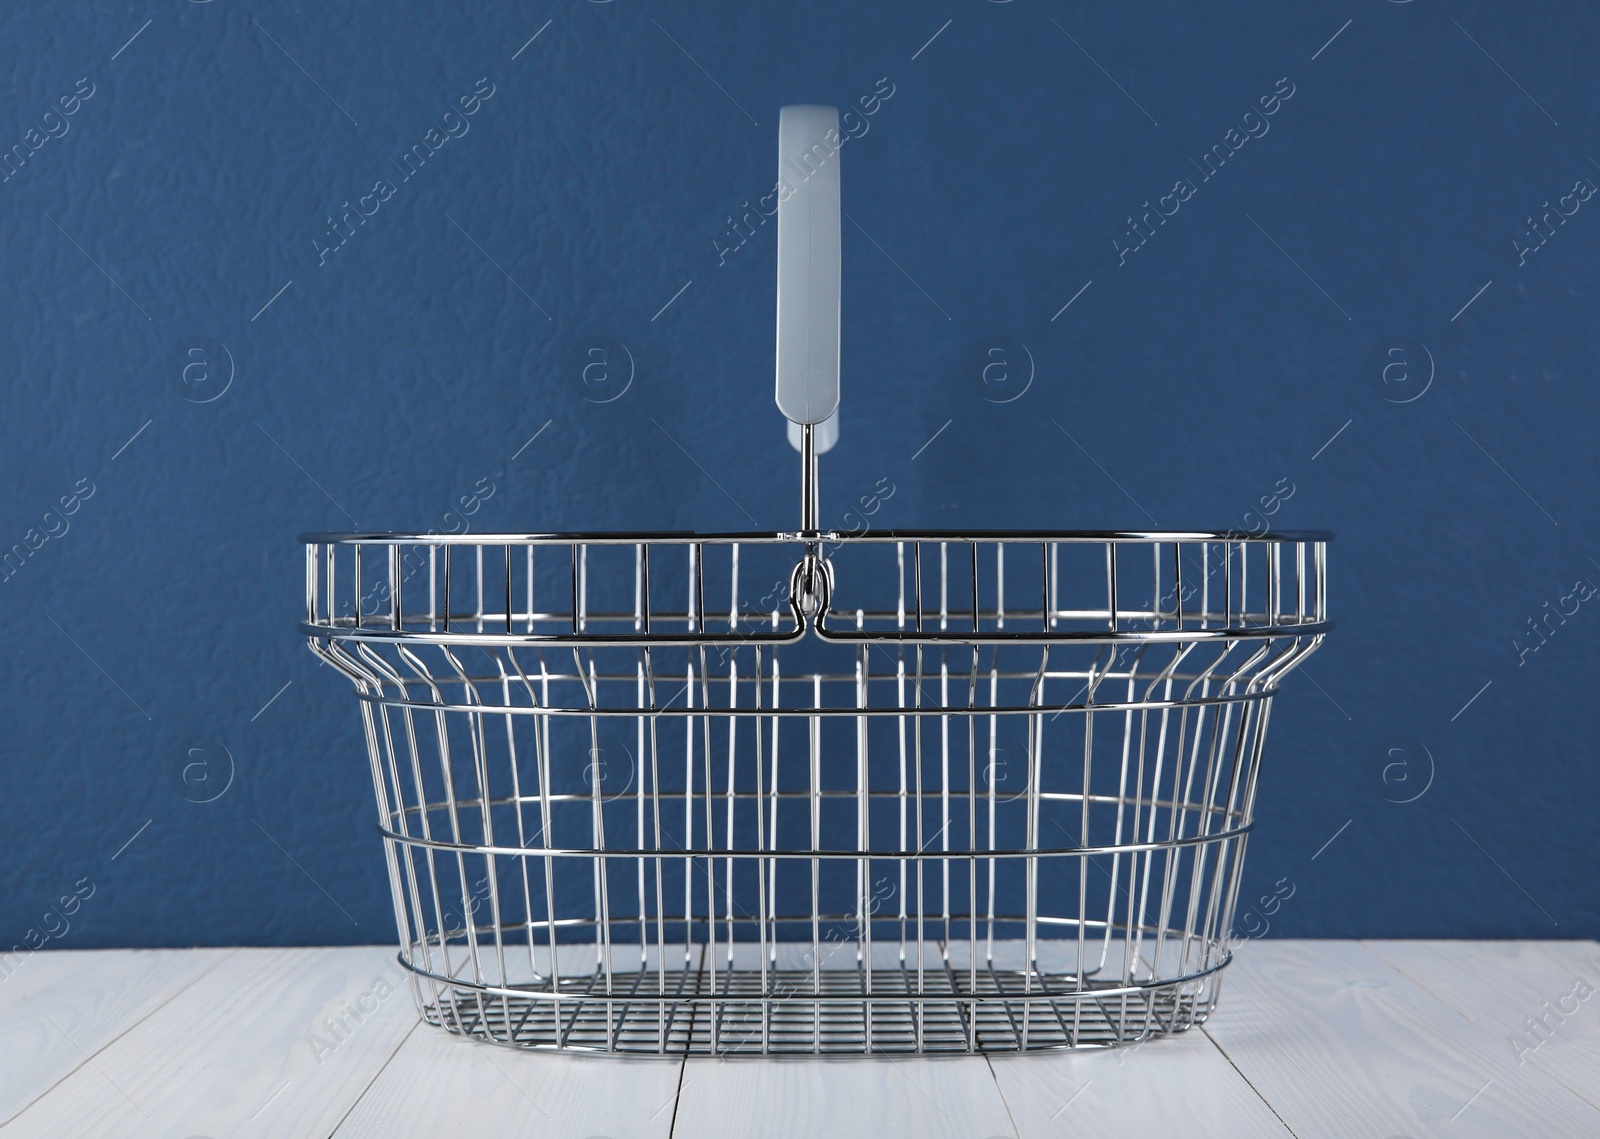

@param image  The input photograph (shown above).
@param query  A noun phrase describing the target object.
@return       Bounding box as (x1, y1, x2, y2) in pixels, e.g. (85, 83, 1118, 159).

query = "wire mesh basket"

(301, 108, 1329, 1055)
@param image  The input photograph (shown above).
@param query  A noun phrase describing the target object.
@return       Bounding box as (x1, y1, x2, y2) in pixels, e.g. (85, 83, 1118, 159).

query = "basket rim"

(299, 527, 1335, 545)
(299, 620, 1333, 646)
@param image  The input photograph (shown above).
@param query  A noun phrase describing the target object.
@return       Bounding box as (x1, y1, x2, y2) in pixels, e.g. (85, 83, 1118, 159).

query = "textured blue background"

(3, 0, 1595, 948)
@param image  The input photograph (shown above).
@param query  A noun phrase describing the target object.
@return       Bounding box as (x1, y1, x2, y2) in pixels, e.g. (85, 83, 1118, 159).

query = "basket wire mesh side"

(302, 531, 1328, 1054)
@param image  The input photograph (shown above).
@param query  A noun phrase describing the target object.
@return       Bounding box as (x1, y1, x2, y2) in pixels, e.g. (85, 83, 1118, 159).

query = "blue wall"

(3, 0, 1596, 949)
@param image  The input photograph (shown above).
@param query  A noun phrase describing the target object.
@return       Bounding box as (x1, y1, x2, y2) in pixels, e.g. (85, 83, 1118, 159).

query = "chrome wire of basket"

(302, 529, 1328, 1054)
(300, 105, 1329, 1054)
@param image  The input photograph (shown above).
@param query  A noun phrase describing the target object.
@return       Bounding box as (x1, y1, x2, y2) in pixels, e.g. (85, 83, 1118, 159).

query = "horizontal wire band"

(306, 622, 1331, 647)
(418, 914, 1209, 940)
(386, 788, 1240, 816)
(302, 529, 1334, 544)
(377, 821, 1253, 859)
(349, 686, 1277, 717)
(396, 952, 1232, 1006)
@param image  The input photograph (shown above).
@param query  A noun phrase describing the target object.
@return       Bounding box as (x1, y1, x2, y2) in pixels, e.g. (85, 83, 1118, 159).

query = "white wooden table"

(3, 940, 1597, 1137)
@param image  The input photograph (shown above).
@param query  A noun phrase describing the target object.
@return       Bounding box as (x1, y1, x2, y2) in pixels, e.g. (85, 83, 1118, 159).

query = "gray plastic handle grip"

(775, 105, 841, 427)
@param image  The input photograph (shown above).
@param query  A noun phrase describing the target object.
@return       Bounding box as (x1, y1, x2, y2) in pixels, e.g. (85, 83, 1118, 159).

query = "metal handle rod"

(801, 422, 818, 533)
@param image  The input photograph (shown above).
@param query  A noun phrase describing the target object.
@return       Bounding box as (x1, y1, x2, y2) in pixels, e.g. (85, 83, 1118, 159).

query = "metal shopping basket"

(301, 106, 1330, 1055)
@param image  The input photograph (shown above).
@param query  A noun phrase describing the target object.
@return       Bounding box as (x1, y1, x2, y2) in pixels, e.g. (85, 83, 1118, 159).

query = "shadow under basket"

(302, 530, 1329, 1055)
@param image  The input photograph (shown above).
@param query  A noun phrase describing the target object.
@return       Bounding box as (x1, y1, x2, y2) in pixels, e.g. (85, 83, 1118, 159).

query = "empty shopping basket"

(301, 105, 1330, 1055)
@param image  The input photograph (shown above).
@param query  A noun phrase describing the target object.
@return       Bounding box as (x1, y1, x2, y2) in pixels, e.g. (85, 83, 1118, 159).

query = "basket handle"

(775, 105, 841, 437)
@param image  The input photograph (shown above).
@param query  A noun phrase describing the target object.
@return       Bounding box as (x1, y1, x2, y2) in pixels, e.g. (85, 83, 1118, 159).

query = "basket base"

(406, 954, 1220, 1055)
